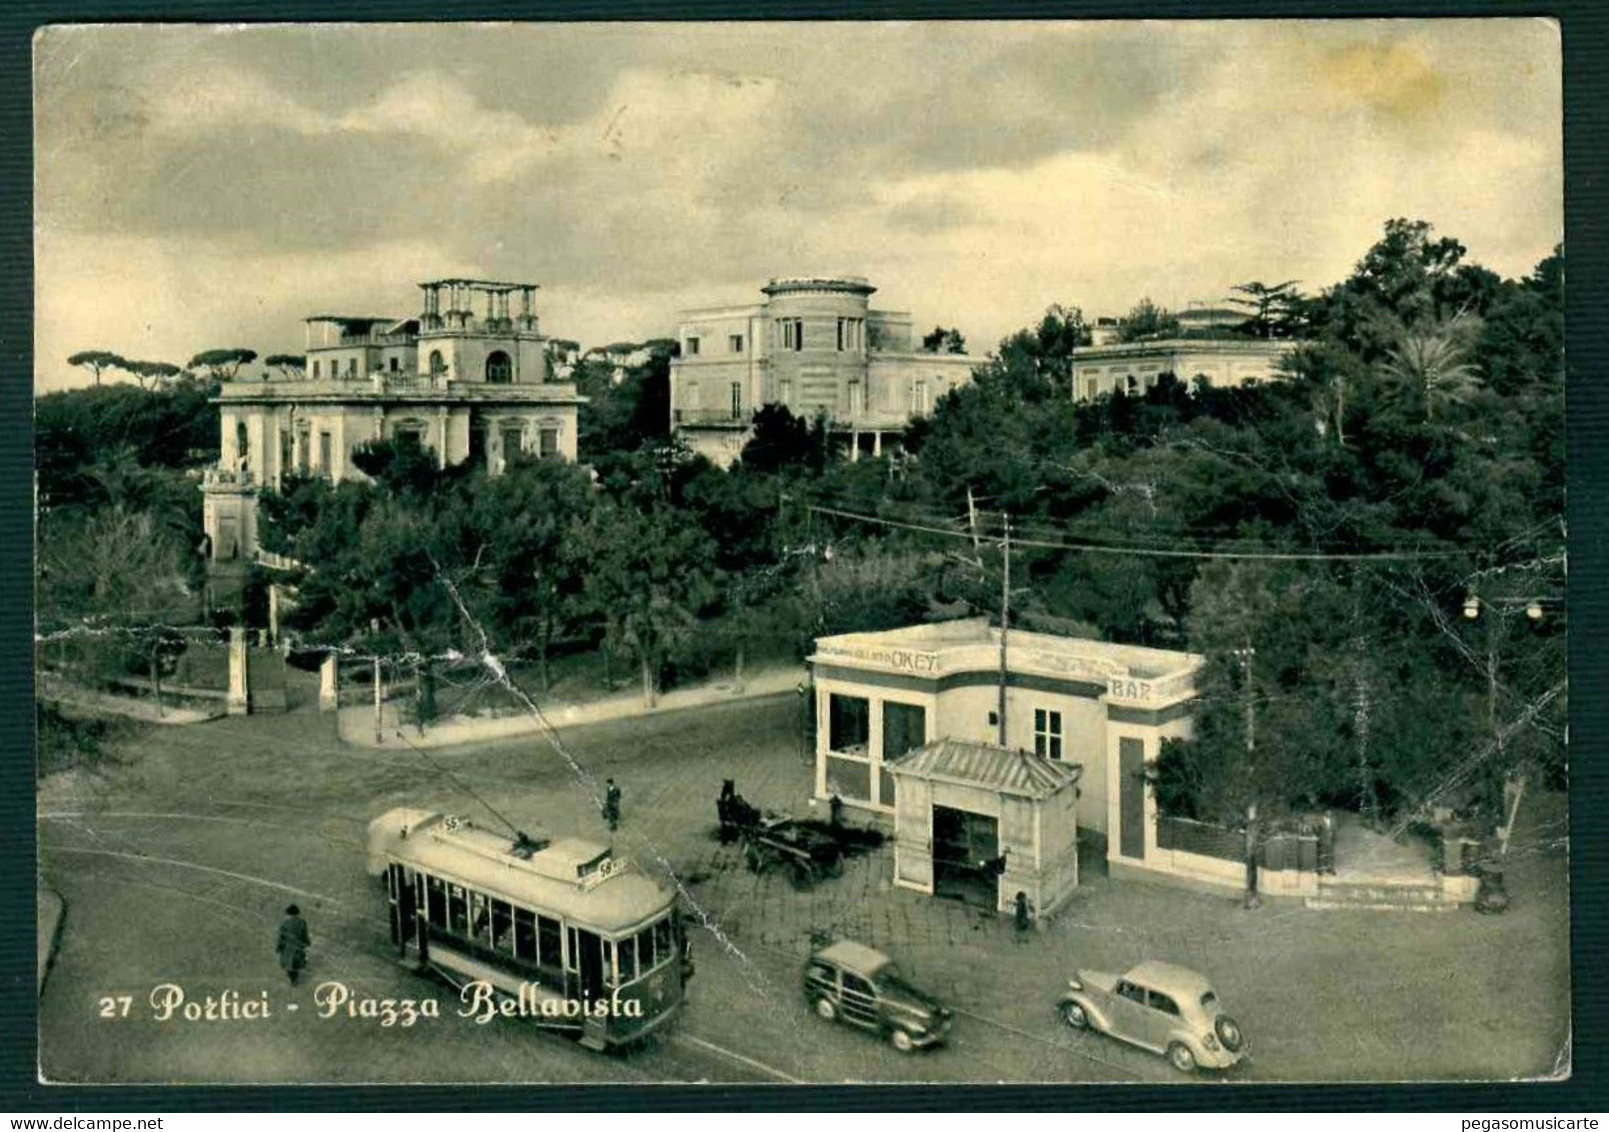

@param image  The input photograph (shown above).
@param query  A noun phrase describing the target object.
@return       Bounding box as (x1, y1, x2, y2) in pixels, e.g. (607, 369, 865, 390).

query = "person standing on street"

(604, 778, 622, 832)
(277, 904, 311, 985)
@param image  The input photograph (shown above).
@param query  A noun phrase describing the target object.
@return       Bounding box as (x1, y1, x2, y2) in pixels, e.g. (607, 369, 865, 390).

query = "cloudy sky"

(34, 19, 1561, 391)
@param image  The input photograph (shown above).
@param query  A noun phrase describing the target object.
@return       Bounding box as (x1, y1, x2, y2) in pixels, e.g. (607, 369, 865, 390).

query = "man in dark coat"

(277, 904, 311, 984)
(603, 779, 622, 832)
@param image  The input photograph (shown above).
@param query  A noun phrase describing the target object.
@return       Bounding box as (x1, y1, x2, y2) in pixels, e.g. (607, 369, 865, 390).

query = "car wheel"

(1060, 1001, 1090, 1030)
(814, 997, 837, 1022)
(1167, 1042, 1197, 1074)
(889, 1028, 915, 1053)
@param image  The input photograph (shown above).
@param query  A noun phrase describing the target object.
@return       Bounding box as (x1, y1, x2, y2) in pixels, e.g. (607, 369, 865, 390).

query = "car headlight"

(1203, 1033, 1220, 1051)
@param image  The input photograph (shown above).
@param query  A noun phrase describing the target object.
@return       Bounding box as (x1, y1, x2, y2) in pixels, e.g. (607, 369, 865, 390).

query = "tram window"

(490, 900, 513, 955)
(448, 885, 468, 936)
(469, 892, 490, 944)
(654, 917, 672, 959)
(637, 926, 656, 971)
(426, 877, 446, 926)
(538, 915, 563, 970)
(513, 908, 536, 960)
(615, 937, 637, 984)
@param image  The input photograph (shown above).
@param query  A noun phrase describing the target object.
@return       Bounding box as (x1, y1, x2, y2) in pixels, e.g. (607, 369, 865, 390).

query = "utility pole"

(997, 514, 1011, 749)
(373, 656, 384, 744)
(967, 486, 980, 555)
(1235, 644, 1260, 909)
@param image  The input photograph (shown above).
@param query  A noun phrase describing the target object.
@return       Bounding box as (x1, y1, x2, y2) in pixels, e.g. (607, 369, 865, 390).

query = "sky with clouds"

(33, 19, 1561, 391)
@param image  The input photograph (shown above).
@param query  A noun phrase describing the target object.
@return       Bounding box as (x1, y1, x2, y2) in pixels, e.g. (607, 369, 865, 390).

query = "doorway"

(568, 926, 606, 1000)
(931, 804, 999, 908)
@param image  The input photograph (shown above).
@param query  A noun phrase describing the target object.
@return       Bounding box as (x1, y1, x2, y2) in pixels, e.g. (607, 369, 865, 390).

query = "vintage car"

(1057, 960, 1246, 1073)
(804, 939, 952, 1052)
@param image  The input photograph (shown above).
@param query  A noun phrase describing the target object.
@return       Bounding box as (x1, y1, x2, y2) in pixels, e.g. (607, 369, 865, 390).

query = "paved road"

(38, 695, 1571, 1085)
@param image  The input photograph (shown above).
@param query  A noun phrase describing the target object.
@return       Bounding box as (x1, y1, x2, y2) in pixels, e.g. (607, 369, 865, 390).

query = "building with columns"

(202, 278, 583, 565)
(668, 276, 979, 466)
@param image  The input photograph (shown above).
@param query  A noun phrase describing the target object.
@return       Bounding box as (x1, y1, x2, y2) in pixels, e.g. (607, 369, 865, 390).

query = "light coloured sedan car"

(1057, 960, 1246, 1073)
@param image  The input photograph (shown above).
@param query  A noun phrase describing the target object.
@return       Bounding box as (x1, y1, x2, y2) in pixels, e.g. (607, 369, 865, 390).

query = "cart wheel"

(824, 852, 845, 878)
(744, 845, 763, 873)
(788, 863, 815, 891)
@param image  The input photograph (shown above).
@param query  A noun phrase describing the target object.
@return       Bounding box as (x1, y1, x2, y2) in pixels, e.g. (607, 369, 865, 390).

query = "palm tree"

(1375, 311, 1483, 422)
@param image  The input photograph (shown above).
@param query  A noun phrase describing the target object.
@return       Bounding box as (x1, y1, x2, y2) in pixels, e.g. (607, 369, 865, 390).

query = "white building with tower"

(669, 276, 979, 466)
(202, 278, 583, 568)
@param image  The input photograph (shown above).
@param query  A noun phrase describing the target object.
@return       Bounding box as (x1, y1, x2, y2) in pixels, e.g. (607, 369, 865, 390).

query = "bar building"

(808, 619, 1203, 914)
(202, 278, 583, 565)
(668, 276, 979, 467)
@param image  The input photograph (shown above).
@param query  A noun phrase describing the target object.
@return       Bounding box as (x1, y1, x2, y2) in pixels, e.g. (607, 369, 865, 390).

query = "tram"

(366, 807, 693, 1051)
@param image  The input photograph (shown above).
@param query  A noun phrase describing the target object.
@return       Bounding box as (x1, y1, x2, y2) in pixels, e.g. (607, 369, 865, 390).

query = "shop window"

(1034, 708, 1063, 761)
(825, 756, 872, 804)
(828, 694, 870, 755)
(882, 702, 926, 763)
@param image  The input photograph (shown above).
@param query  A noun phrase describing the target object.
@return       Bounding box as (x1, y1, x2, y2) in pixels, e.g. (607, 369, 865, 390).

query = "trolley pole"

(997, 514, 1011, 748)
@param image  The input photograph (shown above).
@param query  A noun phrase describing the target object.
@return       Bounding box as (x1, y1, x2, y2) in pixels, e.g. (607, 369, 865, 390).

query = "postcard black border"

(1, 0, 1603, 1113)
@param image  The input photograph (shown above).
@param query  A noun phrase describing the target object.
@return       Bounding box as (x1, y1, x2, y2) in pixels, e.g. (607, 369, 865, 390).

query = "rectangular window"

(778, 378, 792, 404)
(636, 926, 656, 972)
(912, 380, 928, 415)
(539, 428, 559, 459)
(828, 693, 870, 755)
(730, 382, 742, 420)
(490, 900, 514, 955)
(347, 358, 357, 378)
(311, 360, 320, 379)
(447, 884, 468, 936)
(318, 431, 332, 474)
(686, 336, 700, 356)
(729, 334, 744, 353)
(426, 876, 446, 926)
(279, 430, 293, 476)
(1085, 378, 1098, 400)
(837, 319, 845, 351)
(513, 907, 536, 960)
(793, 319, 804, 352)
(653, 917, 673, 962)
(538, 914, 563, 970)
(468, 891, 491, 944)
(296, 431, 310, 475)
(615, 936, 637, 983)
(502, 427, 522, 461)
(882, 701, 926, 763)
(1034, 708, 1063, 761)
(389, 356, 399, 372)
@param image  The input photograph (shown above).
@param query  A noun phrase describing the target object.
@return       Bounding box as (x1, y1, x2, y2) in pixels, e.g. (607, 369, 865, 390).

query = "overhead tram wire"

(808, 503, 1475, 562)
(391, 726, 525, 842)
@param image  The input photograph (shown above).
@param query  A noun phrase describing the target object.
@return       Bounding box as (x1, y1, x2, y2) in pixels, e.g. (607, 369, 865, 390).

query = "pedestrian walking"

(603, 778, 622, 832)
(276, 904, 310, 985)
(1014, 891, 1033, 938)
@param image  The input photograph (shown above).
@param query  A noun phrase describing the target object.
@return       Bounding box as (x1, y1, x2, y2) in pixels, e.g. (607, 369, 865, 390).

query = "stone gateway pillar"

(227, 627, 250, 716)
(319, 653, 339, 711)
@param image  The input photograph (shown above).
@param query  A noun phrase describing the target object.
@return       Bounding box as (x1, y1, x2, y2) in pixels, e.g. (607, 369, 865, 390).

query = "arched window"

(428, 350, 445, 376)
(485, 350, 513, 383)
